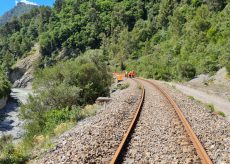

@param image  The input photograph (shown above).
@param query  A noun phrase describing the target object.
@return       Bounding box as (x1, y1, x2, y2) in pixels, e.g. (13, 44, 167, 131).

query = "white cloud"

(16, 0, 39, 6)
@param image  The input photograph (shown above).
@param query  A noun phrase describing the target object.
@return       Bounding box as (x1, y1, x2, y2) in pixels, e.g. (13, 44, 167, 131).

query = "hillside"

(0, 0, 229, 81)
(0, 2, 38, 25)
(0, 0, 230, 163)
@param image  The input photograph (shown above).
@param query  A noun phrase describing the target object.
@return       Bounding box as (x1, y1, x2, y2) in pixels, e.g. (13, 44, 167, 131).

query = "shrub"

(178, 63, 196, 80)
(188, 96, 195, 100)
(43, 108, 80, 134)
(206, 104, 215, 112)
(53, 123, 71, 136)
(116, 82, 130, 90)
(20, 51, 111, 148)
(78, 104, 99, 119)
(33, 135, 46, 145)
(0, 135, 28, 163)
(0, 67, 11, 98)
(33, 50, 112, 106)
(218, 111, 226, 117)
(21, 106, 82, 150)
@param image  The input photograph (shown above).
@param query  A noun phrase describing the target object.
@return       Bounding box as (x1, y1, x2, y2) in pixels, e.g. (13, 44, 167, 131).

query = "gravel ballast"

(158, 80, 230, 163)
(31, 78, 230, 163)
(123, 80, 200, 163)
(32, 79, 141, 163)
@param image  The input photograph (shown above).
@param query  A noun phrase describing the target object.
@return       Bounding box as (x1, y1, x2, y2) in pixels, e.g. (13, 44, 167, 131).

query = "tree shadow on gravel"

(0, 96, 19, 132)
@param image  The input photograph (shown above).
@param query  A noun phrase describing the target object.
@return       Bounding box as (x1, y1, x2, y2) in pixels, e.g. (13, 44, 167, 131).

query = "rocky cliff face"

(9, 44, 41, 89)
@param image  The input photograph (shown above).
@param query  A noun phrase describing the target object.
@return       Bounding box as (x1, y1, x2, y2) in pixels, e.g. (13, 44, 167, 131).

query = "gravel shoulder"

(171, 84, 230, 121)
(157, 80, 230, 163)
(32, 79, 141, 163)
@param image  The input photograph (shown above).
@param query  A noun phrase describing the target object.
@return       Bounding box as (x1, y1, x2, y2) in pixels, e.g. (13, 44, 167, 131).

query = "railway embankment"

(29, 77, 230, 163)
(31, 79, 141, 163)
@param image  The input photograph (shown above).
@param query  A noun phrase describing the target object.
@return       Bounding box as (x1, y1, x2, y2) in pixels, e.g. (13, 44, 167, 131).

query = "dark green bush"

(218, 111, 226, 117)
(21, 50, 111, 148)
(219, 52, 230, 74)
(0, 67, 11, 98)
(178, 63, 196, 80)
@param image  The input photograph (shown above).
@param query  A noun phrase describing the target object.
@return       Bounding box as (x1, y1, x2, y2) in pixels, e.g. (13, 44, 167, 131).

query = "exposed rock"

(189, 74, 210, 85)
(189, 67, 230, 87)
(212, 67, 230, 87)
(185, 67, 230, 103)
(9, 44, 41, 89)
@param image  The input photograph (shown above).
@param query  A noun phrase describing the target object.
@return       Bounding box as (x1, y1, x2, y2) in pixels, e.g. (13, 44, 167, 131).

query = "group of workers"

(113, 71, 136, 82)
(126, 71, 136, 78)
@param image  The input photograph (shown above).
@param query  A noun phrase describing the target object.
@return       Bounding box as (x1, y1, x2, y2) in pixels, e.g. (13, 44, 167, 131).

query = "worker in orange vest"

(128, 71, 132, 78)
(128, 71, 136, 78)
(133, 71, 136, 77)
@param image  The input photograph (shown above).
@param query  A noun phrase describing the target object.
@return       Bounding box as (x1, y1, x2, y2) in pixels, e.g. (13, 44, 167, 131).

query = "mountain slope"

(0, 2, 38, 25)
(0, 0, 229, 81)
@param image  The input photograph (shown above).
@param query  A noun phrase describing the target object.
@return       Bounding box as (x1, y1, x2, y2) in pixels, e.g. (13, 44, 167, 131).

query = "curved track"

(110, 78, 212, 164)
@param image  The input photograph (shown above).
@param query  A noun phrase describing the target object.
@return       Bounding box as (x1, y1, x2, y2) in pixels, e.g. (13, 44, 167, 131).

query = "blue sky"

(0, 0, 55, 16)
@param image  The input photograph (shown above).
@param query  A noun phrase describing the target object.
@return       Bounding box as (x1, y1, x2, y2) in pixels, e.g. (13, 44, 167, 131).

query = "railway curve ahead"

(111, 78, 212, 164)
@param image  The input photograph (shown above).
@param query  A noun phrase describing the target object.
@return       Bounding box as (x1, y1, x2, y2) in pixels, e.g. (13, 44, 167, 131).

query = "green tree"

(0, 67, 11, 98)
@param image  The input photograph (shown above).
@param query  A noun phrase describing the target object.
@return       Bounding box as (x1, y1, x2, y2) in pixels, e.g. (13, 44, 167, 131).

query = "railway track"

(111, 78, 212, 164)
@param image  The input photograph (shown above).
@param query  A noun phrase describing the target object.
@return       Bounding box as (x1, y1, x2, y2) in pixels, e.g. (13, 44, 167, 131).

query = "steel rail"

(110, 79, 145, 164)
(138, 78, 212, 164)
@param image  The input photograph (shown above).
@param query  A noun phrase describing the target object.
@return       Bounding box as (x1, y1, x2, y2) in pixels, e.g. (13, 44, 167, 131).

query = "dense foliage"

(0, 0, 229, 80)
(0, 67, 11, 98)
(0, 5, 51, 70)
(20, 51, 111, 147)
